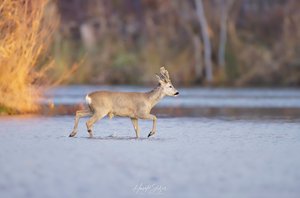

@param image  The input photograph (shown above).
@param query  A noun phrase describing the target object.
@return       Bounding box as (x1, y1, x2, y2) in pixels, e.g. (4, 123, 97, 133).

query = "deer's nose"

(174, 92, 179, 96)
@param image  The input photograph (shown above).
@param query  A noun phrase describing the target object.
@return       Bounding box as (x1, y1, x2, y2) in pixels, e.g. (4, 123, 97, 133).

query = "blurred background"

(53, 0, 300, 86)
(1, 0, 300, 114)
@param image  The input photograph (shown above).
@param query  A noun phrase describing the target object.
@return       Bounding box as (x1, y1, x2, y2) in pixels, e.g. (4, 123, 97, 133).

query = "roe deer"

(69, 67, 179, 138)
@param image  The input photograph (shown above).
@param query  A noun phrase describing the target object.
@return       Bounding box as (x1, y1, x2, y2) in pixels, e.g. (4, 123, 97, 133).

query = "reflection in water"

(78, 136, 171, 141)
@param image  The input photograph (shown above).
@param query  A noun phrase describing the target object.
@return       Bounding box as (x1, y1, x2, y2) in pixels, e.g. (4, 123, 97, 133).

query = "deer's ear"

(155, 74, 164, 84)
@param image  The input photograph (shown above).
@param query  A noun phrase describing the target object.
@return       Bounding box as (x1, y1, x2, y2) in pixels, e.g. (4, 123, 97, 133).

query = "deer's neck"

(146, 85, 165, 108)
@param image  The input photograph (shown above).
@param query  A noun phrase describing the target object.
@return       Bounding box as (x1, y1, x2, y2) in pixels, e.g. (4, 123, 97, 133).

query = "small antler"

(159, 67, 170, 83)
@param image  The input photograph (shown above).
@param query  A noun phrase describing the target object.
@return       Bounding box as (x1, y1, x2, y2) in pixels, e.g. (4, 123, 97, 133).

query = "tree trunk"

(218, 0, 227, 68)
(195, 0, 213, 82)
(193, 33, 203, 81)
(218, 0, 234, 68)
(80, 22, 96, 51)
(227, 0, 242, 48)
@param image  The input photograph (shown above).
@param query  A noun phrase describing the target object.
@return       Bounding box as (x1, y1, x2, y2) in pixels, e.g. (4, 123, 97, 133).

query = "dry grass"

(0, 0, 57, 114)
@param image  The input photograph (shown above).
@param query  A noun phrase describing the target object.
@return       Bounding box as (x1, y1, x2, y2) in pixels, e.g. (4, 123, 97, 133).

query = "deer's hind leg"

(86, 111, 108, 138)
(69, 109, 92, 137)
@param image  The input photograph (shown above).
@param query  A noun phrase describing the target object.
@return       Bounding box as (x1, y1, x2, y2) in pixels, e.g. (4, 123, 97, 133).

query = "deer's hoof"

(148, 131, 155, 138)
(69, 132, 76, 137)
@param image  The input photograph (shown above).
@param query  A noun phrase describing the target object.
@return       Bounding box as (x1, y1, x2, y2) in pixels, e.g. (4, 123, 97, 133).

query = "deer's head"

(156, 67, 179, 97)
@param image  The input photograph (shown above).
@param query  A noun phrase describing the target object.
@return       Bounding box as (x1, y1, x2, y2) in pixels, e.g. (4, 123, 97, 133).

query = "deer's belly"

(111, 107, 135, 117)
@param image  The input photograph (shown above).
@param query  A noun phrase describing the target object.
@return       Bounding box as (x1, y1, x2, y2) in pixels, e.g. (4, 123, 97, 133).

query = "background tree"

(194, 0, 213, 82)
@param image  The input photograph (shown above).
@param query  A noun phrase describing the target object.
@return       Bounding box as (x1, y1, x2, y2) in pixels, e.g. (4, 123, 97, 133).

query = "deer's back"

(87, 91, 149, 117)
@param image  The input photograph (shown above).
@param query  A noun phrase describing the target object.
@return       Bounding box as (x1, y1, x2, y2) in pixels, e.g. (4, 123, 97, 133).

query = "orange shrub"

(0, 0, 57, 114)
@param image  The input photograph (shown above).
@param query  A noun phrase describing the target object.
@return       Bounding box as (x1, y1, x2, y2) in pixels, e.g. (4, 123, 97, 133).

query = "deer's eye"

(169, 86, 172, 88)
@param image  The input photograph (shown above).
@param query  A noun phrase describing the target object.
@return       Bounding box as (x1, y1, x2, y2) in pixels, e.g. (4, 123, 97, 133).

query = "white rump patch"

(85, 95, 92, 105)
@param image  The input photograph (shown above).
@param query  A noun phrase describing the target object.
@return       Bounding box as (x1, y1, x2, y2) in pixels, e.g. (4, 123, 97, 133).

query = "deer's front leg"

(138, 114, 157, 138)
(130, 118, 140, 138)
(148, 114, 157, 137)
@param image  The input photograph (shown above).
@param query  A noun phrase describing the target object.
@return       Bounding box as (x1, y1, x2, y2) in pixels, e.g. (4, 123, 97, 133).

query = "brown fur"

(69, 67, 179, 138)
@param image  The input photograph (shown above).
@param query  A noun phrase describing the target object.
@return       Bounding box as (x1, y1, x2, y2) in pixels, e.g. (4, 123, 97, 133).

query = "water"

(44, 85, 300, 108)
(0, 116, 300, 198)
(1, 86, 300, 197)
(43, 86, 300, 119)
